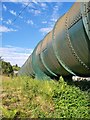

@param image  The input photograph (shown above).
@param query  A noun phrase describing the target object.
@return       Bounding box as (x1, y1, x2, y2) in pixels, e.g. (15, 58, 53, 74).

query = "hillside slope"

(1, 76, 90, 118)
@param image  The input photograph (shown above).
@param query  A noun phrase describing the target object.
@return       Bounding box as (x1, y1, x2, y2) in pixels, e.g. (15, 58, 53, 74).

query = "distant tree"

(0, 57, 20, 76)
(1, 59, 13, 76)
(0, 56, 2, 74)
(15, 64, 18, 67)
(0, 56, 3, 61)
(13, 64, 20, 71)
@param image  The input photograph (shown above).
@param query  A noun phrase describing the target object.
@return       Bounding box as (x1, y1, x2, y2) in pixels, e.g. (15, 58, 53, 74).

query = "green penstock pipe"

(18, 2, 90, 79)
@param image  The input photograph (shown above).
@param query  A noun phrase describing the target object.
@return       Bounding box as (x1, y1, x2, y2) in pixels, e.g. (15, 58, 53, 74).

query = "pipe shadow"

(64, 76, 90, 91)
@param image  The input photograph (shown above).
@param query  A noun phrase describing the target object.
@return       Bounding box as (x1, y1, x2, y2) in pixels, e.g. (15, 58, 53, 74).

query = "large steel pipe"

(18, 2, 90, 79)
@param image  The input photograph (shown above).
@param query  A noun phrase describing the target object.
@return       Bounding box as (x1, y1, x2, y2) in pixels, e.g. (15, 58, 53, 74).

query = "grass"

(1, 75, 90, 119)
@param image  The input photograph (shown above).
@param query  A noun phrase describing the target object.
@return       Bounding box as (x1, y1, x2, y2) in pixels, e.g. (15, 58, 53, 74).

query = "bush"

(2, 76, 90, 118)
(1, 60, 13, 76)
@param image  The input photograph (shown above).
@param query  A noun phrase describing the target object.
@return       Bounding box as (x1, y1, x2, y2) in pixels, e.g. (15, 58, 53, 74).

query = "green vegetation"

(12, 64, 20, 71)
(0, 57, 20, 76)
(1, 76, 90, 119)
(0, 59, 13, 76)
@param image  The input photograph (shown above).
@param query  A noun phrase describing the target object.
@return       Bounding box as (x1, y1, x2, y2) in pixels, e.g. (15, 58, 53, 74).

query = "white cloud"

(2, 0, 25, 2)
(42, 21, 47, 24)
(39, 3, 63, 35)
(39, 27, 52, 35)
(2, 0, 45, 3)
(10, 10, 17, 16)
(28, 9, 41, 16)
(51, 18, 58, 22)
(0, 17, 3, 21)
(40, 3, 47, 7)
(19, 16, 23, 19)
(1, 0, 86, 2)
(22, 2, 35, 9)
(0, 46, 33, 67)
(26, 20, 34, 25)
(3, 4, 7, 11)
(51, 3, 63, 22)
(0, 25, 17, 32)
(26, 2, 47, 16)
(46, 2, 63, 30)
(6, 19, 12, 24)
(32, 0, 38, 4)
(34, 10, 41, 15)
(39, 2, 47, 10)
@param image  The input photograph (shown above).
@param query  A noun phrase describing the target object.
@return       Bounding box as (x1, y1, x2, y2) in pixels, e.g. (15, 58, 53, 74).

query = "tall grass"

(1, 76, 90, 118)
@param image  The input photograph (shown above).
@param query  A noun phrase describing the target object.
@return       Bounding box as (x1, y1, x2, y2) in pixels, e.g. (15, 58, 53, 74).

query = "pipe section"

(18, 2, 90, 79)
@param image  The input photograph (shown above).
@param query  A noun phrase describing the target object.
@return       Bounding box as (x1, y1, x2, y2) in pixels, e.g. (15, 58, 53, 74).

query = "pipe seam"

(65, 13, 90, 71)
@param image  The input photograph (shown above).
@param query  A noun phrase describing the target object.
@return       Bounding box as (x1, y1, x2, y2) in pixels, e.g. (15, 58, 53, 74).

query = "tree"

(1, 59, 13, 76)
(0, 56, 3, 61)
(0, 56, 2, 74)
(12, 64, 20, 71)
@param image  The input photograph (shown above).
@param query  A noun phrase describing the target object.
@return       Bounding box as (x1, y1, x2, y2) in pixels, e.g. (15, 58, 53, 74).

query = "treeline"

(0, 57, 20, 76)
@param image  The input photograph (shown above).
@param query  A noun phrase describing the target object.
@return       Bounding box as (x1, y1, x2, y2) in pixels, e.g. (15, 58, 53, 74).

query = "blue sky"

(0, 1, 75, 66)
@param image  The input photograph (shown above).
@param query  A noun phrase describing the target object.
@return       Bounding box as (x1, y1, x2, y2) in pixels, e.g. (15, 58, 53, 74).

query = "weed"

(1, 76, 90, 118)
